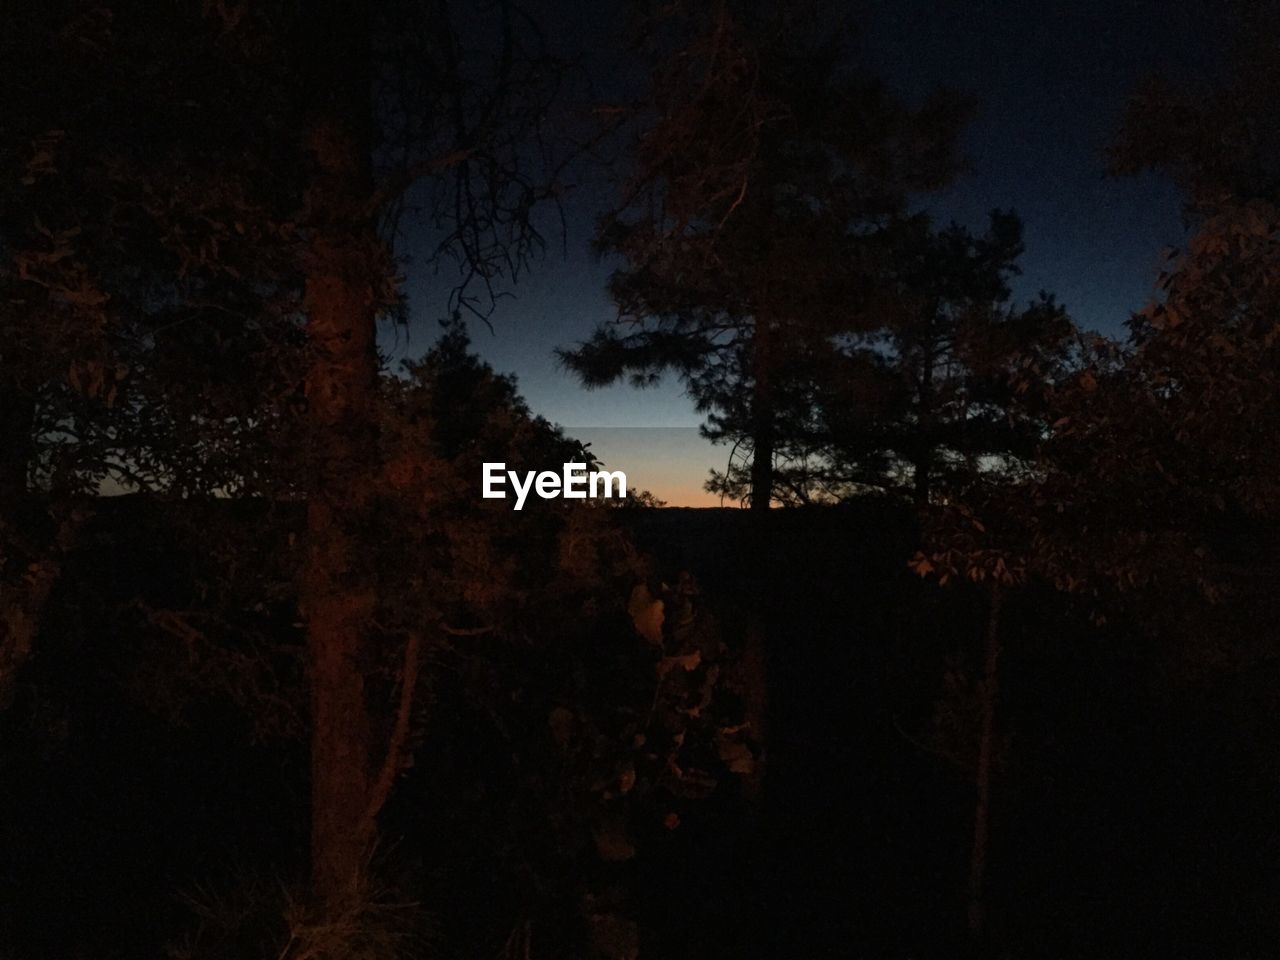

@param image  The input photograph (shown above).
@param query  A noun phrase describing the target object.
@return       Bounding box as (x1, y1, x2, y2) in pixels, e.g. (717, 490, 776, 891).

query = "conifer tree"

(560, 0, 969, 513)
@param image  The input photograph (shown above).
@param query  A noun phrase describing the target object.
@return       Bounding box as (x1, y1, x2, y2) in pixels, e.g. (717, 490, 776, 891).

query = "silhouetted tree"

(1107, 0, 1280, 531)
(248, 0, 566, 910)
(2, 0, 567, 915)
(704, 212, 1073, 506)
(560, 1, 966, 824)
(0, 1, 305, 705)
(560, 0, 968, 513)
(866, 213, 1071, 505)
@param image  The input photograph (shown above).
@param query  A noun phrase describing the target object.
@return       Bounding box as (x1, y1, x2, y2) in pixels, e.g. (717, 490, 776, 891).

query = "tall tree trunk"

(749, 317, 774, 515)
(967, 581, 1003, 940)
(0, 507, 84, 709)
(300, 0, 381, 909)
(741, 316, 774, 816)
(913, 339, 935, 508)
(740, 610, 769, 818)
(0, 382, 83, 709)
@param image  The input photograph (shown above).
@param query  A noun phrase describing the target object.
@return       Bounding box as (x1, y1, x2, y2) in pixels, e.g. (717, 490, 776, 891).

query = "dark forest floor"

(629, 506, 1280, 959)
(2, 499, 1279, 958)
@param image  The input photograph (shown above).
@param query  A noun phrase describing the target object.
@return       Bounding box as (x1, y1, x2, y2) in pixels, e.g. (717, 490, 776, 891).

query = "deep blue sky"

(398, 0, 1222, 504)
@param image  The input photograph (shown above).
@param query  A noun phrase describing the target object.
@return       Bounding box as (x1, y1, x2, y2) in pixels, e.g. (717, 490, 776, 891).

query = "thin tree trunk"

(749, 317, 774, 515)
(0, 504, 86, 709)
(913, 340, 935, 507)
(967, 580, 1003, 939)
(741, 315, 774, 816)
(300, 0, 382, 908)
(0, 386, 89, 710)
(740, 615, 769, 817)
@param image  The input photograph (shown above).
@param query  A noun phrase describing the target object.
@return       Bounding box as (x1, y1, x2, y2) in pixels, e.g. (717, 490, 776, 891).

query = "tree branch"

(362, 629, 423, 825)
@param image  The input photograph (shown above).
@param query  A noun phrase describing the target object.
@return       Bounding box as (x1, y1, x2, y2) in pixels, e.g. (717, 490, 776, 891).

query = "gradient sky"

(396, 0, 1222, 506)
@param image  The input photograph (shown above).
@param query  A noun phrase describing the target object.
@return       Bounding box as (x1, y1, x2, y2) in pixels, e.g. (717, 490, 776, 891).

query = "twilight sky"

(397, 0, 1222, 506)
